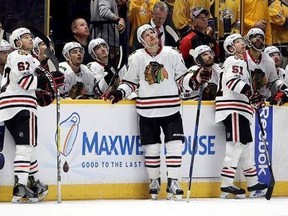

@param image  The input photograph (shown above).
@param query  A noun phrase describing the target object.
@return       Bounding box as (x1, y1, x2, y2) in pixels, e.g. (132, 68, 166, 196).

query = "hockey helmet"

(88, 38, 109, 60)
(62, 41, 84, 60)
(246, 28, 265, 51)
(223, 33, 243, 55)
(264, 46, 280, 56)
(9, 27, 32, 49)
(137, 24, 156, 44)
(189, 45, 214, 66)
(0, 39, 12, 52)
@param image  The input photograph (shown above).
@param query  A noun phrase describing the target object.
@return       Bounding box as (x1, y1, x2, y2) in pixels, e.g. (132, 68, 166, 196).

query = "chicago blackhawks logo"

(144, 61, 168, 85)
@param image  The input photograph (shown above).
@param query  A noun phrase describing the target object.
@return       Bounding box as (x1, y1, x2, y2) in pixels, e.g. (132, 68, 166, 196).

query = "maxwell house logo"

(254, 107, 273, 184)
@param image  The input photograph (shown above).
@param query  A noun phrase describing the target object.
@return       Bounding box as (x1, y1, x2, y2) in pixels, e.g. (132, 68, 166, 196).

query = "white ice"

(0, 198, 287, 216)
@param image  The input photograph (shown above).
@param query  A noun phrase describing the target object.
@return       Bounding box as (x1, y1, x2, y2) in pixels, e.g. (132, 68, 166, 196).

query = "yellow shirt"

(172, 0, 214, 31)
(243, 0, 272, 45)
(128, 0, 159, 47)
(269, 0, 288, 45)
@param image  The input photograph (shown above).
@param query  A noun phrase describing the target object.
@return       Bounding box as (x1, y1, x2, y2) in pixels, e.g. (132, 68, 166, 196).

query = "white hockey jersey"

(181, 64, 222, 100)
(118, 46, 191, 118)
(245, 50, 283, 99)
(277, 67, 288, 86)
(215, 55, 254, 124)
(59, 62, 96, 98)
(0, 50, 38, 121)
(87, 60, 127, 96)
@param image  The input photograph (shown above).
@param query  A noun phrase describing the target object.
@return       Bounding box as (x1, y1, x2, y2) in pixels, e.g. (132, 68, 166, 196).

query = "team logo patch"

(144, 61, 168, 85)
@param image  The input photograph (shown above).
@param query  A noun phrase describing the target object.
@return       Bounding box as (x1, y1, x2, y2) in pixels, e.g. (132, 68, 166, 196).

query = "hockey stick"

(0, 29, 4, 45)
(27, 26, 62, 203)
(165, 25, 180, 47)
(244, 55, 275, 200)
(186, 84, 203, 202)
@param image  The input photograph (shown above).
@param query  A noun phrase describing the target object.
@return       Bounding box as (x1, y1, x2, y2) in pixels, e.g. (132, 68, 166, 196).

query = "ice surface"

(0, 198, 287, 216)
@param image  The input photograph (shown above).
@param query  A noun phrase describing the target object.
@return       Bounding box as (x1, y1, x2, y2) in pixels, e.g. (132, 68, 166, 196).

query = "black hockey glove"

(52, 71, 65, 88)
(104, 65, 118, 84)
(270, 90, 288, 106)
(102, 89, 124, 104)
(189, 68, 211, 90)
(35, 90, 55, 107)
(249, 91, 265, 110)
(202, 83, 217, 100)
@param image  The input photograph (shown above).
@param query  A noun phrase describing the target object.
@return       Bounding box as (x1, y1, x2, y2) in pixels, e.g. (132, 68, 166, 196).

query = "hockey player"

(245, 28, 288, 105)
(59, 41, 96, 99)
(0, 27, 64, 203)
(0, 39, 12, 84)
(215, 33, 268, 199)
(264, 46, 288, 86)
(183, 45, 221, 100)
(103, 24, 210, 200)
(87, 38, 127, 98)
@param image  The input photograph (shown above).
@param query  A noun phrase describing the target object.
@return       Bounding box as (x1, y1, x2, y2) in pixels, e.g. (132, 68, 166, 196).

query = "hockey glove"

(189, 68, 211, 90)
(35, 90, 55, 107)
(270, 90, 288, 106)
(249, 91, 265, 110)
(52, 71, 65, 88)
(102, 89, 124, 104)
(104, 65, 118, 84)
(202, 83, 217, 100)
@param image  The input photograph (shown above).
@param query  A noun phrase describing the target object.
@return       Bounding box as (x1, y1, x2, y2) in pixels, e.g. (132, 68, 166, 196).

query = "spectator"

(59, 42, 96, 99)
(179, 7, 220, 68)
(132, 1, 178, 51)
(103, 24, 210, 201)
(172, 0, 214, 38)
(71, 17, 94, 64)
(128, 0, 158, 51)
(218, 0, 240, 62)
(215, 33, 268, 199)
(243, 0, 272, 45)
(264, 46, 288, 86)
(269, 0, 288, 67)
(90, 0, 126, 59)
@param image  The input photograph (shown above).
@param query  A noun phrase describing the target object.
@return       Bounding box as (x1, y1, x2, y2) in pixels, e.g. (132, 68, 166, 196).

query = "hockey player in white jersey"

(264, 46, 288, 86)
(183, 45, 222, 100)
(0, 39, 12, 84)
(0, 27, 64, 203)
(215, 33, 268, 199)
(104, 24, 210, 200)
(245, 28, 288, 105)
(59, 41, 96, 99)
(87, 38, 128, 98)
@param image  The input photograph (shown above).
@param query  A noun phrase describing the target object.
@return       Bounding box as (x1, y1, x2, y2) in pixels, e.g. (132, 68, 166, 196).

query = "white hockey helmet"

(62, 41, 84, 60)
(88, 38, 109, 60)
(0, 39, 12, 52)
(137, 24, 156, 44)
(264, 46, 280, 56)
(189, 45, 213, 66)
(246, 27, 265, 51)
(9, 27, 32, 49)
(223, 33, 243, 55)
(32, 37, 44, 56)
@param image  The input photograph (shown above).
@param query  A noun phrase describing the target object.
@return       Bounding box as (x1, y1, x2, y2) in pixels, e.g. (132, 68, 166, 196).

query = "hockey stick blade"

(27, 26, 59, 71)
(0, 29, 4, 45)
(165, 25, 179, 43)
(265, 175, 275, 200)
